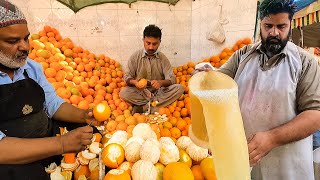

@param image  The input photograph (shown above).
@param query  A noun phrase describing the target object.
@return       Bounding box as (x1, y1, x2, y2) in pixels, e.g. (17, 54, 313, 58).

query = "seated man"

(120, 25, 184, 114)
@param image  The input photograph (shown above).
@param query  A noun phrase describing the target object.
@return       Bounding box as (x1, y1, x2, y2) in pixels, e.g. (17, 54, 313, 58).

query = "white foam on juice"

(192, 88, 238, 104)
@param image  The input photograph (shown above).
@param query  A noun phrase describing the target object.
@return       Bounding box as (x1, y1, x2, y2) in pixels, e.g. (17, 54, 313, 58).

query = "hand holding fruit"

(84, 110, 101, 126)
(60, 126, 93, 153)
(151, 80, 162, 90)
(135, 78, 148, 90)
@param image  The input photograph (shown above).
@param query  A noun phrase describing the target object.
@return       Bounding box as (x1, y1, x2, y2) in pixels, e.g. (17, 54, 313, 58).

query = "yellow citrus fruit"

(93, 102, 111, 121)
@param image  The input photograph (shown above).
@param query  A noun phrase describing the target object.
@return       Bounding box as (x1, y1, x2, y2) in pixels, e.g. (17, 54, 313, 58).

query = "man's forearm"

(52, 102, 87, 123)
(269, 110, 320, 147)
(0, 136, 62, 164)
(127, 79, 138, 87)
(159, 79, 172, 87)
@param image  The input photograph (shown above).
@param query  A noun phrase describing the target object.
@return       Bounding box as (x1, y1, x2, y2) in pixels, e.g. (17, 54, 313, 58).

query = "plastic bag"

(207, 4, 229, 44)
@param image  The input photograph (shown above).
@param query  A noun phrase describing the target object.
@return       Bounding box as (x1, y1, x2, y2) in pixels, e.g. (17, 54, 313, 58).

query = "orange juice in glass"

(188, 71, 250, 180)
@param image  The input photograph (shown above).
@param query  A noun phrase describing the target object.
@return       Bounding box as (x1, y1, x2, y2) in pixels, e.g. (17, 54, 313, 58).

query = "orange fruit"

(200, 157, 217, 180)
(102, 143, 125, 169)
(163, 162, 193, 180)
(170, 127, 181, 139)
(176, 119, 187, 131)
(93, 102, 111, 122)
(191, 165, 205, 180)
(160, 128, 171, 137)
(169, 117, 178, 126)
(179, 149, 192, 168)
(90, 168, 99, 180)
(163, 121, 173, 129)
(125, 116, 136, 126)
(104, 169, 130, 180)
(116, 121, 128, 131)
(106, 120, 118, 132)
(136, 114, 146, 124)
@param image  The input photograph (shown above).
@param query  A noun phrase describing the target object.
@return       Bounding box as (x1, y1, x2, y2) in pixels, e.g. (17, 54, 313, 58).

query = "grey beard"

(0, 51, 27, 69)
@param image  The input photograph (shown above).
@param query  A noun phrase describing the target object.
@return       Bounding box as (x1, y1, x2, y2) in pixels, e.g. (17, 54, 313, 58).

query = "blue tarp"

(294, 0, 316, 12)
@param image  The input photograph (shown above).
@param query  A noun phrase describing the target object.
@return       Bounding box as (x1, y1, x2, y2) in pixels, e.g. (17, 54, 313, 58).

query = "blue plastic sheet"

(294, 0, 316, 12)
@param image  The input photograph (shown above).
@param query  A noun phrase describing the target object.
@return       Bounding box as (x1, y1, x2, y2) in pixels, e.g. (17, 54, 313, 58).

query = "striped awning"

(292, 10, 320, 28)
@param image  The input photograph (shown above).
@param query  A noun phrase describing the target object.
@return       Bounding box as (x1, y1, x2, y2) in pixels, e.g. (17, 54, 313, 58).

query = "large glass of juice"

(188, 71, 250, 180)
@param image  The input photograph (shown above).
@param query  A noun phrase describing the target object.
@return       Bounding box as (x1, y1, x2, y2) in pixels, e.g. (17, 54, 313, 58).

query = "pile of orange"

(28, 25, 252, 180)
(28, 25, 252, 141)
(29, 25, 130, 115)
(201, 38, 252, 68)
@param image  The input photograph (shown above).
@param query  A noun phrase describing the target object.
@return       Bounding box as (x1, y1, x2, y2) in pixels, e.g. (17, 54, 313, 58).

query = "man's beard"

(261, 32, 289, 56)
(0, 51, 28, 69)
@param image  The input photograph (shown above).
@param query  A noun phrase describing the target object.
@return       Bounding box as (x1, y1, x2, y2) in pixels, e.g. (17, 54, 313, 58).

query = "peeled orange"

(93, 102, 111, 121)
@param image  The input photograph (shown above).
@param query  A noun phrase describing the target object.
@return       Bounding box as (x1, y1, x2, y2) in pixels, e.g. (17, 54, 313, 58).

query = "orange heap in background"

(29, 25, 252, 180)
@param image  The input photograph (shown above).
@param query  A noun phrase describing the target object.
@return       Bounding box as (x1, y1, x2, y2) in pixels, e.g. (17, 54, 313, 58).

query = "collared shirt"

(218, 42, 320, 112)
(124, 49, 176, 84)
(0, 131, 5, 140)
(0, 58, 65, 137)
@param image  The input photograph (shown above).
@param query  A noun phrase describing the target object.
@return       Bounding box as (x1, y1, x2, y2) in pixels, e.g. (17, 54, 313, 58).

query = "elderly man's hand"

(248, 131, 276, 166)
(60, 126, 93, 153)
(85, 110, 101, 126)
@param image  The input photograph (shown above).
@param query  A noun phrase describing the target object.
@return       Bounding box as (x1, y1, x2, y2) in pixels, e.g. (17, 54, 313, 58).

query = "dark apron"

(0, 71, 100, 180)
(0, 70, 51, 180)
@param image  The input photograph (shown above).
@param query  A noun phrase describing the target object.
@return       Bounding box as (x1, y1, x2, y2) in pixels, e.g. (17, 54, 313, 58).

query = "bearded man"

(0, 1, 100, 179)
(194, 0, 320, 179)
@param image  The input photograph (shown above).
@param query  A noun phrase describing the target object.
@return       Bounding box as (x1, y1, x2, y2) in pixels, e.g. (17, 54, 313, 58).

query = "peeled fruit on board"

(200, 157, 217, 180)
(104, 169, 131, 180)
(163, 162, 194, 180)
(176, 136, 193, 150)
(140, 138, 160, 164)
(102, 143, 125, 168)
(132, 123, 155, 140)
(178, 149, 192, 168)
(93, 102, 111, 122)
(159, 137, 179, 165)
(131, 160, 157, 180)
(125, 142, 142, 163)
(189, 71, 251, 179)
(185, 143, 208, 162)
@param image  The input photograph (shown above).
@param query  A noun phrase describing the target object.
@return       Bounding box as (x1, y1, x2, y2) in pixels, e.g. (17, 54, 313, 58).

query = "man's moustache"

(15, 51, 28, 58)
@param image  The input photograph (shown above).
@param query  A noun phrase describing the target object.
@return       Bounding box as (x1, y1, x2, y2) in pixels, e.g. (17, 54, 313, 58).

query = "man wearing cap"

(120, 24, 184, 114)
(0, 1, 98, 179)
